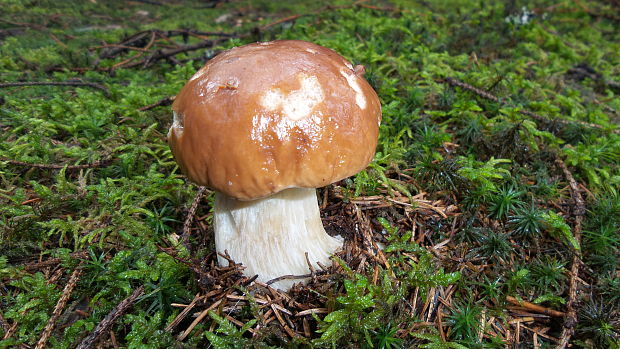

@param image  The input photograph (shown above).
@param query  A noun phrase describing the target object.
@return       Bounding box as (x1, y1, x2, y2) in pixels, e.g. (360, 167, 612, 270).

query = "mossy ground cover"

(1, 0, 619, 348)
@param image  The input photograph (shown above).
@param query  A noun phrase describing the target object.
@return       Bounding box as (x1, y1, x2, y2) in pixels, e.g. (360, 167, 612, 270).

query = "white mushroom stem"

(214, 187, 342, 290)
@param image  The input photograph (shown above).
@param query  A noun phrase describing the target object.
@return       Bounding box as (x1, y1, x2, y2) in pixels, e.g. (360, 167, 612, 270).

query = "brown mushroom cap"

(168, 40, 382, 200)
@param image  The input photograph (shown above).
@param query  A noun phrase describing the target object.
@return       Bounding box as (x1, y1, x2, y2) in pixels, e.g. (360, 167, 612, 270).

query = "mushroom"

(168, 40, 381, 290)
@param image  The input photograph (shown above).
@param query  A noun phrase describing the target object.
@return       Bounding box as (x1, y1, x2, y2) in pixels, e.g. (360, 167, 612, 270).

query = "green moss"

(1, 0, 619, 347)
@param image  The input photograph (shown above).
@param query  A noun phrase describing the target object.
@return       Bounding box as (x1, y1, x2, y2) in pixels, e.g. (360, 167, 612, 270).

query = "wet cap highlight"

(168, 40, 382, 200)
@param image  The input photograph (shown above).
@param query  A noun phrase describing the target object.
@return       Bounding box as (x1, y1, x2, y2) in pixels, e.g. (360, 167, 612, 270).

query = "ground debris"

(161, 182, 461, 343)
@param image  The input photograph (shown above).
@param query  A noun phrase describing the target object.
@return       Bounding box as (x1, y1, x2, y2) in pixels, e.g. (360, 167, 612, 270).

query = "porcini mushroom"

(168, 40, 381, 289)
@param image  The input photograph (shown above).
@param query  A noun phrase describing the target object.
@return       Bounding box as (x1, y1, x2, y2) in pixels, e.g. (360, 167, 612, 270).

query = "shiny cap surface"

(168, 40, 381, 200)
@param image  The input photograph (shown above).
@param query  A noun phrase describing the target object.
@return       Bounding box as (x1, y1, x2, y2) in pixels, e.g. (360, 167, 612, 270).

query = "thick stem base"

(214, 188, 342, 290)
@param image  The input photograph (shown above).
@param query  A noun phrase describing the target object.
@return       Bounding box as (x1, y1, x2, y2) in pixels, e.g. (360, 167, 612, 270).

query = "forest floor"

(1, 0, 619, 348)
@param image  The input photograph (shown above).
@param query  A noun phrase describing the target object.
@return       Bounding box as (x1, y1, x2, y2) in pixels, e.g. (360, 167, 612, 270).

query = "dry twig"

(1, 158, 112, 171)
(75, 286, 144, 349)
(181, 186, 208, 250)
(36, 266, 83, 349)
(177, 298, 222, 341)
(266, 273, 312, 286)
(0, 81, 111, 97)
(22, 251, 89, 272)
(554, 158, 586, 349)
(445, 77, 618, 134)
(506, 296, 566, 318)
(121, 38, 227, 69)
(138, 95, 175, 111)
(166, 293, 203, 332)
(0, 312, 8, 335)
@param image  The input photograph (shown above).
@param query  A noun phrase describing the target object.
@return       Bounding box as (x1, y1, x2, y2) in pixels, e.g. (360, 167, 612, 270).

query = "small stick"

(271, 303, 293, 316)
(48, 33, 68, 49)
(304, 252, 315, 276)
(94, 43, 151, 52)
(139, 31, 158, 67)
(227, 294, 267, 305)
(23, 251, 89, 272)
(110, 331, 118, 349)
(555, 159, 586, 217)
(111, 31, 158, 70)
(506, 296, 566, 318)
(122, 38, 227, 69)
(259, 15, 303, 31)
(295, 308, 328, 317)
(302, 317, 311, 337)
(98, 30, 153, 59)
(0, 18, 46, 31)
(177, 298, 222, 341)
(266, 273, 312, 286)
(75, 286, 144, 349)
(436, 304, 446, 341)
(446, 77, 502, 103)
(165, 293, 203, 332)
(357, 3, 397, 11)
(0, 312, 8, 334)
(223, 314, 254, 332)
(2, 158, 111, 171)
(2, 322, 18, 340)
(217, 251, 240, 266)
(138, 95, 175, 111)
(131, 0, 165, 6)
(270, 304, 297, 338)
(445, 77, 618, 134)
(554, 158, 586, 349)
(522, 324, 560, 342)
(257, 1, 383, 33)
(36, 266, 83, 349)
(165, 29, 237, 38)
(421, 287, 436, 322)
(0, 81, 110, 97)
(181, 186, 207, 250)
